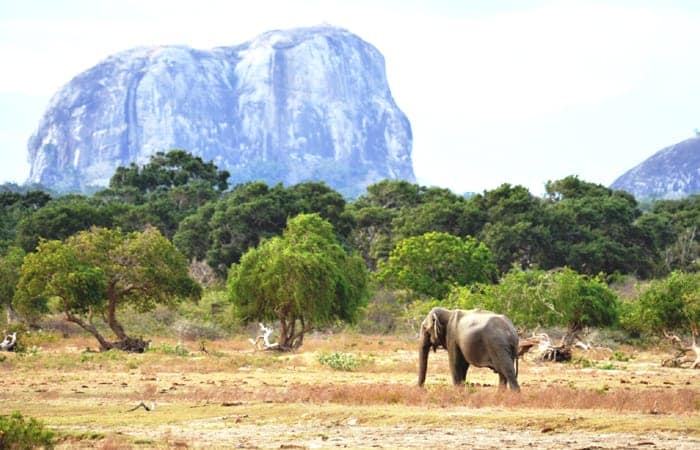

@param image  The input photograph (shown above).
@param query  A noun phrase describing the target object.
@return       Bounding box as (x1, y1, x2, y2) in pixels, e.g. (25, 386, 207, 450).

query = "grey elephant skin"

(418, 307, 520, 392)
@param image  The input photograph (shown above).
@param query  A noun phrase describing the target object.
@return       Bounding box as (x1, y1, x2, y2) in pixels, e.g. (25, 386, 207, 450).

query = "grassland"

(1, 333, 699, 448)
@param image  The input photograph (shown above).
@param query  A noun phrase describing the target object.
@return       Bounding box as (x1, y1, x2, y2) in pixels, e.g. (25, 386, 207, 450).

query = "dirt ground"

(1, 334, 699, 449)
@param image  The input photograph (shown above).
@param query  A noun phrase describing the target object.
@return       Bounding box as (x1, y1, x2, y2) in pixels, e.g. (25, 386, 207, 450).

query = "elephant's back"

(454, 311, 518, 348)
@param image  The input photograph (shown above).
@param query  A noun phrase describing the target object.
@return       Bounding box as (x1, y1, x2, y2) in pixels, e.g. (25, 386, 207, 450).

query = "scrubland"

(1, 333, 699, 449)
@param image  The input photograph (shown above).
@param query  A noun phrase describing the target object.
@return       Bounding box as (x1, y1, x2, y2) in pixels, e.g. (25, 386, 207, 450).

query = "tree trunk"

(5, 303, 18, 324)
(106, 290, 127, 341)
(561, 323, 583, 348)
(278, 315, 289, 350)
(65, 312, 113, 351)
(65, 311, 149, 353)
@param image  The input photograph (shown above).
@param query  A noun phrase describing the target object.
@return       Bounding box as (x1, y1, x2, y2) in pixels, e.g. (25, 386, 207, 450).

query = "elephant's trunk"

(417, 333, 431, 387)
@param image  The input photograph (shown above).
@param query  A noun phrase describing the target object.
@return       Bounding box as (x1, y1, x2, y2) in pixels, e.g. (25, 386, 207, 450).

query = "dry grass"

(1, 333, 699, 448)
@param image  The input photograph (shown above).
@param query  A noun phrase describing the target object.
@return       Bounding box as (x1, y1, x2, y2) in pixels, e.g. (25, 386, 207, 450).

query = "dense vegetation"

(1, 150, 699, 349)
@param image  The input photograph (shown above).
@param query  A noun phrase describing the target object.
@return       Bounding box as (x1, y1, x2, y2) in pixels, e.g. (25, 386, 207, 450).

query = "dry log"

(517, 332, 572, 362)
(249, 323, 280, 351)
(0, 332, 17, 352)
(662, 329, 700, 369)
(127, 401, 156, 412)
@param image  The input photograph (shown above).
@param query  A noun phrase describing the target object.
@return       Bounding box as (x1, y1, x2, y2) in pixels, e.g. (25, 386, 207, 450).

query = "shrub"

(317, 352, 360, 371)
(0, 411, 55, 449)
(148, 343, 190, 356)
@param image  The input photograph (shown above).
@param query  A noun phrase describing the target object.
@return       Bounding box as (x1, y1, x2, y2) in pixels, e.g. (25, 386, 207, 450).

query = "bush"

(317, 352, 360, 371)
(356, 289, 405, 334)
(0, 411, 55, 449)
(147, 343, 190, 356)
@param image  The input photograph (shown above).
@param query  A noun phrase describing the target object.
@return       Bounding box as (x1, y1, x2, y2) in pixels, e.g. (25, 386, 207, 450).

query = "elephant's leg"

(501, 362, 520, 392)
(498, 373, 507, 390)
(449, 350, 469, 386)
(493, 353, 520, 392)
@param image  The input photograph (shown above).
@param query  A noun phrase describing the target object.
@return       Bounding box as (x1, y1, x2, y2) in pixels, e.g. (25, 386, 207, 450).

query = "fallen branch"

(0, 331, 17, 352)
(518, 332, 571, 362)
(127, 401, 156, 412)
(249, 323, 280, 351)
(662, 329, 700, 369)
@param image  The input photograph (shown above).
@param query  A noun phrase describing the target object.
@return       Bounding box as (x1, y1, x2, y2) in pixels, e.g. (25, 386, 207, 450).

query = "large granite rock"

(27, 26, 414, 197)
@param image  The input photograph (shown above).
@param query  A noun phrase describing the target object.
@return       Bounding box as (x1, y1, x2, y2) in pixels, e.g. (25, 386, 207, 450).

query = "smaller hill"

(611, 136, 700, 200)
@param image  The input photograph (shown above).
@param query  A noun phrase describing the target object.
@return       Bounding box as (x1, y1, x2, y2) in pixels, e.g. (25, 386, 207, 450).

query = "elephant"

(418, 307, 520, 392)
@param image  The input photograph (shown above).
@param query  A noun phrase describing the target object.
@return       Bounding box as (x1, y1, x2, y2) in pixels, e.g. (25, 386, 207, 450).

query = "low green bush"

(0, 411, 55, 449)
(317, 352, 360, 371)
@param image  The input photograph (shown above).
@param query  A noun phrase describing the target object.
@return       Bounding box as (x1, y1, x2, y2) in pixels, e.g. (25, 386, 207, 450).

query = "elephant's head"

(418, 307, 450, 386)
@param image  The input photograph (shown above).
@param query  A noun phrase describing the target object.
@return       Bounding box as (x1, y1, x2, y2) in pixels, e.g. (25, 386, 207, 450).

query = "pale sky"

(2, 0, 700, 195)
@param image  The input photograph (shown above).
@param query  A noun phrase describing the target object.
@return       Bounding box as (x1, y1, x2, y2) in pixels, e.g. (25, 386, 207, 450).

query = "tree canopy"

(627, 271, 700, 335)
(446, 267, 620, 334)
(14, 226, 201, 351)
(376, 231, 496, 299)
(227, 214, 368, 350)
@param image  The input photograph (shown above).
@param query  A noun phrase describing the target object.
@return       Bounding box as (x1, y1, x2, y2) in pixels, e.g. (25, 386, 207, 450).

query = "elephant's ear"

(430, 312, 441, 343)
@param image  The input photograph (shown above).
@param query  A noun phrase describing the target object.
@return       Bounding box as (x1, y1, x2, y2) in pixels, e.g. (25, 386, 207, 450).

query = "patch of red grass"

(195, 382, 699, 415)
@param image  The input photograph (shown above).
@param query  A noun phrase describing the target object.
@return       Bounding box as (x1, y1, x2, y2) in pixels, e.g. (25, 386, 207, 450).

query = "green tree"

(15, 194, 117, 252)
(632, 271, 700, 335)
(348, 181, 468, 270)
(0, 190, 51, 251)
(543, 176, 654, 277)
(109, 149, 229, 194)
(205, 182, 296, 273)
(14, 226, 201, 352)
(392, 186, 484, 240)
(447, 267, 619, 336)
(227, 214, 368, 350)
(0, 246, 25, 324)
(471, 183, 549, 272)
(177, 181, 352, 275)
(376, 232, 496, 299)
(99, 150, 230, 239)
(645, 195, 700, 273)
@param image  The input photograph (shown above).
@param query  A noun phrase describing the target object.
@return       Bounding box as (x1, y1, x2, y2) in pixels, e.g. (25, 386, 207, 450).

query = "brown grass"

(151, 381, 699, 415)
(2, 333, 699, 448)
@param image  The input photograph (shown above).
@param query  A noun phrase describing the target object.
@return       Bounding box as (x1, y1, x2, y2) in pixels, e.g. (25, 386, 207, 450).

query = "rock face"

(611, 136, 700, 200)
(27, 26, 414, 197)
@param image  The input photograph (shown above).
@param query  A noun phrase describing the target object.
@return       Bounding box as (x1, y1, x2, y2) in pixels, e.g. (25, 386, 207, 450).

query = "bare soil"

(1, 334, 698, 449)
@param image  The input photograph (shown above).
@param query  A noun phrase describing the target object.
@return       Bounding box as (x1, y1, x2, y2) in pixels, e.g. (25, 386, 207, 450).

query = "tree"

(100, 150, 230, 239)
(543, 176, 654, 277)
(109, 149, 229, 194)
(392, 187, 484, 241)
(348, 181, 481, 270)
(227, 214, 368, 350)
(625, 271, 700, 367)
(177, 181, 352, 275)
(0, 190, 51, 252)
(447, 267, 619, 337)
(634, 271, 700, 335)
(376, 232, 496, 299)
(14, 226, 201, 352)
(15, 194, 117, 252)
(552, 268, 619, 338)
(205, 182, 296, 274)
(645, 195, 700, 273)
(471, 183, 549, 272)
(0, 246, 25, 324)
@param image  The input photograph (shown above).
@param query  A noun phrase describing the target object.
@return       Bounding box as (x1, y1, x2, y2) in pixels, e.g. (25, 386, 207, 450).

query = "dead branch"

(662, 329, 700, 369)
(517, 332, 572, 362)
(249, 323, 280, 351)
(126, 401, 156, 412)
(0, 331, 17, 352)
